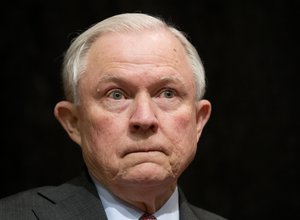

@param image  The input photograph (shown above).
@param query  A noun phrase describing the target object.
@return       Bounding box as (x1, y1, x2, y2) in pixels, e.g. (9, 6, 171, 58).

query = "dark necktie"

(139, 213, 157, 220)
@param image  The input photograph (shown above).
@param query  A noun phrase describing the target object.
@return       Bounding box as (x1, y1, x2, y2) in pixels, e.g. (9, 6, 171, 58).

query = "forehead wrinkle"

(96, 74, 137, 90)
(157, 76, 187, 87)
(96, 73, 188, 90)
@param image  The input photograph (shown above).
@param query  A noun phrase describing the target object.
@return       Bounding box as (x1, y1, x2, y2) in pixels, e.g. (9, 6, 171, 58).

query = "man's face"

(66, 29, 210, 189)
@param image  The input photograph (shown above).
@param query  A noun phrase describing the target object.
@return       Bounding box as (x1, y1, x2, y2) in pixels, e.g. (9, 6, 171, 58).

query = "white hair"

(62, 13, 206, 103)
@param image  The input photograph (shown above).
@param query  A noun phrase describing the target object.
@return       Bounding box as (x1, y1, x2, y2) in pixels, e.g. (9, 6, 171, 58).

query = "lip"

(122, 146, 167, 157)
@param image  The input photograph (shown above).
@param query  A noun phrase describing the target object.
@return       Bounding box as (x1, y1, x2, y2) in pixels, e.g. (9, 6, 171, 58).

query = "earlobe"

(54, 101, 82, 146)
(196, 99, 212, 140)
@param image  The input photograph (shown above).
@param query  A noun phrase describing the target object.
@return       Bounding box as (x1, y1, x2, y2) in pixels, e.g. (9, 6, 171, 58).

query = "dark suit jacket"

(0, 171, 227, 220)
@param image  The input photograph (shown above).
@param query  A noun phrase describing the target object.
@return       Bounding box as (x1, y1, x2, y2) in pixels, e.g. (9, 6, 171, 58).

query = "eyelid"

(106, 88, 128, 99)
(157, 88, 177, 98)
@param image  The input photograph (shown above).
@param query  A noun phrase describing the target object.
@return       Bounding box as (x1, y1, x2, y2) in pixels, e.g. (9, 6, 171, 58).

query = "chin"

(119, 164, 176, 187)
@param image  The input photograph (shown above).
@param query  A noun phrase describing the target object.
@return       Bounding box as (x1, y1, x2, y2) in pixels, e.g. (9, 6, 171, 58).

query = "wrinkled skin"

(54, 29, 211, 212)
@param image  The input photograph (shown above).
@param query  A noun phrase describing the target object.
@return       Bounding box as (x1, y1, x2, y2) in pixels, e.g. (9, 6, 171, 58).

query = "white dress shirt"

(93, 179, 179, 220)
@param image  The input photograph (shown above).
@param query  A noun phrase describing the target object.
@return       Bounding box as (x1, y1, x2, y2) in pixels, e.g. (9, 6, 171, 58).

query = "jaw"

(88, 152, 179, 213)
(109, 173, 177, 214)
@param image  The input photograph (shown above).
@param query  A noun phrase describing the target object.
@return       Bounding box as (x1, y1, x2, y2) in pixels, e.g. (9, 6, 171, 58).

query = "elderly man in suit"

(0, 13, 227, 220)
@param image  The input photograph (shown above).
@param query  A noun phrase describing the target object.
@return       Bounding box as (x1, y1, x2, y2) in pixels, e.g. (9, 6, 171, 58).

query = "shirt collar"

(92, 178, 179, 220)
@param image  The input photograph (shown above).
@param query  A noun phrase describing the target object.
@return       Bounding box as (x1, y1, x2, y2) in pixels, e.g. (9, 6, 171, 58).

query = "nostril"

(133, 124, 140, 130)
(150, 124, 158, 131)
(130, 122, 158, 133)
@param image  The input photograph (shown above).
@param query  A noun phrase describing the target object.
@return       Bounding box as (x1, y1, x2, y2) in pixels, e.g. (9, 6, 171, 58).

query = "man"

(0, 13, 227, 219)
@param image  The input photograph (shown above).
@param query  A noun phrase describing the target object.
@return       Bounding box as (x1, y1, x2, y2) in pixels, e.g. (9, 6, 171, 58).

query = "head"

(62, 13, 206, 104)
(54, 13, 211, 195)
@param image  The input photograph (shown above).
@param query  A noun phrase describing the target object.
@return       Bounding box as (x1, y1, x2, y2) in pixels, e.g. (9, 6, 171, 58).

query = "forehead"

(82, 29, 194, 88)
(88, 29, 189, 66)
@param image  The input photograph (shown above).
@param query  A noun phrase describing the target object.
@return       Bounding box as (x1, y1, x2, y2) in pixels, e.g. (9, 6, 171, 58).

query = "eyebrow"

(97, 74, 185, 86)
(97, 74, 125, 83)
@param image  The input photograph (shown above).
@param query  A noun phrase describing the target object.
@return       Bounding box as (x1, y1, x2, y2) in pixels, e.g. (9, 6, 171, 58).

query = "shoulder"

(0, 186, 55, 219)
(0, 176, 86, 208)
(178, 187, 228, 220)
(0, 172, 103, 219)
(188, 204, 228, 220)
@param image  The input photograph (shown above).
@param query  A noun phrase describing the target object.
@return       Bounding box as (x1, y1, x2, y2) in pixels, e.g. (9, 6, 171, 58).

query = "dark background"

(1, 0, 298, 219)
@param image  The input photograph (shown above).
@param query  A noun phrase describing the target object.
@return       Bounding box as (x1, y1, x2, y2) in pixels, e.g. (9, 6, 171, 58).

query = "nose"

(129, 94, 158, 133)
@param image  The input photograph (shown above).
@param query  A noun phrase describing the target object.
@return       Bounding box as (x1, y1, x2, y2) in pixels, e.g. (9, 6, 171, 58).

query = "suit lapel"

(31, 171, 203, 220)
(178, 187, 200, 220)
(33, 171, 108, 220)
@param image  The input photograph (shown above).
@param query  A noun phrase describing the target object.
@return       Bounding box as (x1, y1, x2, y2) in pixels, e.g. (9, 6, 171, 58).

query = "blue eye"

(108, 90, 125, 100)
(160, 89, 175, 98)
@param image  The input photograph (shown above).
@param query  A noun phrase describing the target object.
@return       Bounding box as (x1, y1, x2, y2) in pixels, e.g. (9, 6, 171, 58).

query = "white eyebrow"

(97, 74, 122, 83)
(98, 74, 183, 83)
(96, 73, 188, 92)
(159, 76, 184, 84)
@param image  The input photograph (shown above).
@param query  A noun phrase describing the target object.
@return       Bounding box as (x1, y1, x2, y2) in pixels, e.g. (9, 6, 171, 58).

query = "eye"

(107, 89, 126, 100)
(159, 89, 176, 99)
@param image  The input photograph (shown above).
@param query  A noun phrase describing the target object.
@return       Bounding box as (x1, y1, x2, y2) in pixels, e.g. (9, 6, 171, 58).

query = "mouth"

(122, 146, 167, 157)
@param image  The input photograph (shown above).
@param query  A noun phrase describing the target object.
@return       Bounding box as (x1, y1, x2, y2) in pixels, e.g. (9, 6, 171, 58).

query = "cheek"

(80, 113, 120, 157)
(173, 111, 198, 142)
(79, 114, 125, 179)
(165, 111, 198, 160)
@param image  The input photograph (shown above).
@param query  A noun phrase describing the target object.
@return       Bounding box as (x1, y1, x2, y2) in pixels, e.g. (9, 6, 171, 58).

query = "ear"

(195, 99, 212, 140)
(54, 101, 82, 146)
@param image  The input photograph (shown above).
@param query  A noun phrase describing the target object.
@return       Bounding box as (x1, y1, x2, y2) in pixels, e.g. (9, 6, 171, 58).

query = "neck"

(97, 178, 177, 213)
(116, 183, 177, 213)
